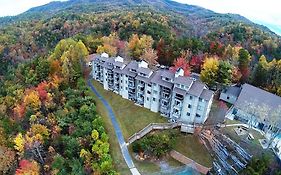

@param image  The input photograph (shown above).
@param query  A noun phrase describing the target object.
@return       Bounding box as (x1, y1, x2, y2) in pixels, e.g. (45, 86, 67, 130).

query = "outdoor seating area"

(234, 126, 248, 136)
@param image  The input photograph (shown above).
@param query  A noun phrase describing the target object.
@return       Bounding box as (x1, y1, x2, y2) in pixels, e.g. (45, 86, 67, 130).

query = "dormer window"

(131, 69, 136, 72)
(162, 76, 170, 82)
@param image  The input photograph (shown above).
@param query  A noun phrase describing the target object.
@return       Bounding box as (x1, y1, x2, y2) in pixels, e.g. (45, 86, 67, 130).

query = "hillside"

(0, 0, 280, 93)
(0, 0, 277, 37)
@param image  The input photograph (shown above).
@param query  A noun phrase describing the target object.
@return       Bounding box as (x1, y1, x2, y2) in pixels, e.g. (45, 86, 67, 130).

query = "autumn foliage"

(16, 159, 40, 175)
(170, 57, 190, 76)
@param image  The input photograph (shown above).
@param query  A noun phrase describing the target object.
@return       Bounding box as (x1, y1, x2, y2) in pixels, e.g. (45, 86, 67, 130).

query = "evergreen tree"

(251, 55, 268, 87)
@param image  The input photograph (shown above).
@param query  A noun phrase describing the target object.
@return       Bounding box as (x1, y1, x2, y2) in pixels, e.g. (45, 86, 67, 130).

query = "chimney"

(101, 52, 109, 58)
(175, 68, 184, 78)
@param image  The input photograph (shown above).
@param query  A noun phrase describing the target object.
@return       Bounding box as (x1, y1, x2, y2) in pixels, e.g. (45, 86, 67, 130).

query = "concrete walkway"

(170, 150, 210, 175)
(87, 80, 140, 175)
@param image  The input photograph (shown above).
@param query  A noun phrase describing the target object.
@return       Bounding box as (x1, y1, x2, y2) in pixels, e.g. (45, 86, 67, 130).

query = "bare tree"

(243, 101, 269, 129)
(264, 106, 281, 148)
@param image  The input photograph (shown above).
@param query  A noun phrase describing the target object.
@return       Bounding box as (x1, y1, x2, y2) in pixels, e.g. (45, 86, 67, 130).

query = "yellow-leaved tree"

(200, 57, 219, 86)
(14, 133, 25, 154)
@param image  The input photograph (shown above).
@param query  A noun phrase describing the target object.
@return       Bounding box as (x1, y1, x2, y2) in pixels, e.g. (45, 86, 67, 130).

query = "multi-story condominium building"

(92, 53, 214, 125)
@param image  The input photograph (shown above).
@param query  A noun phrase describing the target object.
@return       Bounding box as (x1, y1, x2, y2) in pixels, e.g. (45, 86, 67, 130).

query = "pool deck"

(170, 150, 211, 175)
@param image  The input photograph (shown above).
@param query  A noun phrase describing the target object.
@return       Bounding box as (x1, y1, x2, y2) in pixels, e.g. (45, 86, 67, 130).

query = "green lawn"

(90, 80, 212, 174)
(92, 80, 167, 140)
(224, 119, 244, 125)
(173, 131, 213, 167)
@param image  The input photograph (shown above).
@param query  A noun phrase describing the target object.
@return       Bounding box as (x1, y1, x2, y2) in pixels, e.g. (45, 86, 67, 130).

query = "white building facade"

(92, 54, 214, 125)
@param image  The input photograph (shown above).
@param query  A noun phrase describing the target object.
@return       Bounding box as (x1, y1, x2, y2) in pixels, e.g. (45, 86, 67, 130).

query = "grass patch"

(90, 80, 212, 173)
(92, 80, 167, 139)
(224, 119, 243, 125)
(173, 131, 213, 167)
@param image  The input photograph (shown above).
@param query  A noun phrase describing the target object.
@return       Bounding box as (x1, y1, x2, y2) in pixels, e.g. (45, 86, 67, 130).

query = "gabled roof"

(235, 83, 281, 110)
(150, 70, 173, 89)
(188, 81, 206, 97)
(161, 69, 174, 79)
(113, 61, 125, 68)
(200, 89, 214, 101)
(121, 62, 137, 77)
(174, 76, 193, 87)
(137, 67, 152, 75)
(113, 68, 123, 74)
(126, 61, 138, 70)
(222, 86, 241, 97)
(173, 87, 187, 96)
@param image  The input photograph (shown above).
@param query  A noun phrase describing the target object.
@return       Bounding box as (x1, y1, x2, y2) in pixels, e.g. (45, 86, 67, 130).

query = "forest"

(0, 39, 117, 174)
(0, 5, 281, 95)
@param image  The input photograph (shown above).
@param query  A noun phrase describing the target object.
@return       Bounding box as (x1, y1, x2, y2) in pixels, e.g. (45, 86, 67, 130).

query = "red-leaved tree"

(170, 57, 190, 76)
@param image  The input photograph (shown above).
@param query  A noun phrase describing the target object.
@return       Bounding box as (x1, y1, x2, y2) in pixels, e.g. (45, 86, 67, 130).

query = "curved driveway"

(87, 80, 140, 175)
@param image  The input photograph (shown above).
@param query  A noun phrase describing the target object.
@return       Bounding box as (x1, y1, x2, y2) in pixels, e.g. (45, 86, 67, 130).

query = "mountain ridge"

(0, 0, 278, 37)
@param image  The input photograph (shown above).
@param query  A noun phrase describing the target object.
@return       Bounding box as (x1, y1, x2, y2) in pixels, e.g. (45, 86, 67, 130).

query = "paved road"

(87, 80, 140, 175)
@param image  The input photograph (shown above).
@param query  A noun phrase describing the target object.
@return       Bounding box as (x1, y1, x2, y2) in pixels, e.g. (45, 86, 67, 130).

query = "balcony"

(137, 86, 145, 92)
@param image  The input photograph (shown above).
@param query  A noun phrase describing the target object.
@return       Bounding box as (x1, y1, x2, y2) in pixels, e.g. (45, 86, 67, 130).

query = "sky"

(0, 0, 280, 35)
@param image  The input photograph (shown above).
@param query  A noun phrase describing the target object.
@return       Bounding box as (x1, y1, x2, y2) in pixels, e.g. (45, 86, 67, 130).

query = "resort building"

(91, 54, 214, 125)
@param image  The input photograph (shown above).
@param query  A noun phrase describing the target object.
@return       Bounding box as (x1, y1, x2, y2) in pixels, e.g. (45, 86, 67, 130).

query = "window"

(187, 112, 190, 116)
(125, 81, 127, 84)
(188, 104, 191, 108)
(147, 91, 151, 94)
(199, 98, 203, 102)
(181, 84, 184, 89)
(147, 97, 150, 101)
(190, 96, 193, 100)
(227, 96, 230, 100)
(153, 98, 156, 102)
(148, 84, 151, 87)
(126, 75, 128, 77)
(125, 87, 128, 90)
(196, 114, 201, 118)
(153, 90, 158, 94)
(198, 105, 202, 111)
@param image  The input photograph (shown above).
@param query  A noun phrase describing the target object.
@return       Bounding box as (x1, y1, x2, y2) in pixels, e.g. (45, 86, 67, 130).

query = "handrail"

(127, 122, 183, 144)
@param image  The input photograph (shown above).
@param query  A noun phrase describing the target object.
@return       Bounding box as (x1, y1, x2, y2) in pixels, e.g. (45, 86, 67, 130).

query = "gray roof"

(101, 62, 114, 70)
(113, 68, 123, 74)
(174, 76, 193, 87)
(173, 87, 187, 96)
(137, 67, 152, 75)
(222, 86, 241, 97)
(122, 68, 137, 77)
(121, 61, 139, 77)
(150, 70, 173, 89)
(190, 72, 200, 80)
(235, 83, 281, 111)
(161, 69, 174, 79)
(188, 81, 206, 97)
(200, 89, 213, 101)
(126, 61, 139, 70)
(113, 61, 125, 68)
